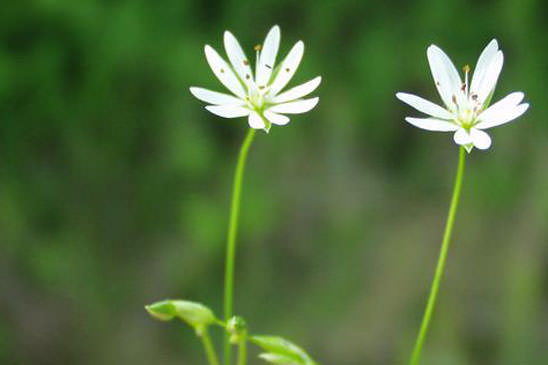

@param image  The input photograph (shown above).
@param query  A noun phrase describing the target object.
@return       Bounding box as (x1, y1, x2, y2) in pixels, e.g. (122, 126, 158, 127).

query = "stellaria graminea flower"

(396, 39, 529, 152)
(190, 25, 321, 133)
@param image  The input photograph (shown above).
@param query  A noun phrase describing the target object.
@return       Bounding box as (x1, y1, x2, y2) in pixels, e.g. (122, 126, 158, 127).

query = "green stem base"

(201, 329, 219, 365)
(238, 339, 247, 365)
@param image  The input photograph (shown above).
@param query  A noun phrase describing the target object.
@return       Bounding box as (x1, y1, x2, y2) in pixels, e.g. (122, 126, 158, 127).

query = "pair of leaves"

(146, 300, 317, 364)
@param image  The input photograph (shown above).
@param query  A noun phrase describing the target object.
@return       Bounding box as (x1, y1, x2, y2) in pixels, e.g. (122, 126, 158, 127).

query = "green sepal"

(482, 87, 496, 111)
(251, 335, 317, 365)
(258, 113, 271, 133)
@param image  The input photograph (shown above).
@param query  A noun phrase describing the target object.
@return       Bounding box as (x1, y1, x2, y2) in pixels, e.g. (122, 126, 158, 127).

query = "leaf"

(145, 300, 216, 335)
(251, 335, 317, 365)
(259, 353, 300, 364)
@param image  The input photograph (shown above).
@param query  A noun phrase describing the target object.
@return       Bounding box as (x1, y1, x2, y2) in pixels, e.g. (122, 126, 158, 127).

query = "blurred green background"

(1, 0, 547, 364)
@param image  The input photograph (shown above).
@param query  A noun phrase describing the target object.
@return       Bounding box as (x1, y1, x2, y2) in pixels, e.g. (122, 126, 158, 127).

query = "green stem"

(237, 340, 247, 365)
(201, 328, 219, 365)
(409, 146, 466, 365)
(223, 128, 256, 365)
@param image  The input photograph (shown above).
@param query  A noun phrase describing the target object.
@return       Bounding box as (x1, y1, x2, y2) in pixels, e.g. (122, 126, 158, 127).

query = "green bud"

(251, 336, 317, 365)
(145, 300, 216, 336)
(227, 316, 248, 344)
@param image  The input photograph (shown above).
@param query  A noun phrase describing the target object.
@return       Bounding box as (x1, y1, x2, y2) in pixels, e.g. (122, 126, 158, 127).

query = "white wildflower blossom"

(190, 25, 321, 132)
(397, 39, 529, 151)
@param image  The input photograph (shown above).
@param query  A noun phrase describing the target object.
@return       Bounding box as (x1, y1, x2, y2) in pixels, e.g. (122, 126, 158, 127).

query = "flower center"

(241, 44, 273, 113)
(246, 85, 271, 112)
(451, 65, 483, 130)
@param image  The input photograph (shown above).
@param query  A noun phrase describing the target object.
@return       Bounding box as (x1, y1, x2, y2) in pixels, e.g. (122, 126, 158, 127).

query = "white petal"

(205, 105, 250, 118)
(476, 103, 529, 129)
(396, 92, 453, 120)
(475, 92, 525, 129)
(256, 25, 280, 86)
(268, 97, 319, 114)
(271, 76, 321, 103)
(470, 39, 499, 95)
(405, 117, 459, 132)
(224, 31, 254, 84)
(248, 112, 266, 129)
(427, 45, 462, 108)
(264, 110, 290, 125)
(453, 128, 472, 145)
(190, 87, 244, 105)
(269, 41, 304, 96)
(204, 45, 246, 99)
(470, 128, 492, 150)
(475, 51, 504, 105)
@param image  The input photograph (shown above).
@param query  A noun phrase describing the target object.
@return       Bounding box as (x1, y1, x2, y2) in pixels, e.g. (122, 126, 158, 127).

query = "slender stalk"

(201, 329, 219, 365)
(237, 340, 247, 365)
(223, 128, 256, 365)
(409, 146, 466, 365)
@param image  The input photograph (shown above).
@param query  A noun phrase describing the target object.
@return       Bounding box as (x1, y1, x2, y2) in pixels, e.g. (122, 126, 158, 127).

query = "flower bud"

(145, 300, 216, 336)
(227, 316, 248, 344)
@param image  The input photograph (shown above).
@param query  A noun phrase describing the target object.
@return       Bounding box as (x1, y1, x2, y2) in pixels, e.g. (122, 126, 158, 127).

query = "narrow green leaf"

(251, 335, 317, 365)
(145, 300, 217, 335)
(259, 353, 300, 364)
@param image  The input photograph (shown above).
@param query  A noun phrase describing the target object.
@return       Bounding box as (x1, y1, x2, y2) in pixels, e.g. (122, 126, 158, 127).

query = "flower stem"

(201, 328, 219, 365)
(223, 128, 256, 365)
(409, 146, 466, 365)
(237, 340, 247, 365)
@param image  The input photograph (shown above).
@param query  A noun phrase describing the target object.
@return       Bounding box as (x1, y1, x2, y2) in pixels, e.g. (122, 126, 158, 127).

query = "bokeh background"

(1, 0, 547, 364)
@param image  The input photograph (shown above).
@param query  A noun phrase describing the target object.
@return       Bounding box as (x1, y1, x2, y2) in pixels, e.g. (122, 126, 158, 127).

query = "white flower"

(190, 25, 321, 132)
(396, 39, 529, 152)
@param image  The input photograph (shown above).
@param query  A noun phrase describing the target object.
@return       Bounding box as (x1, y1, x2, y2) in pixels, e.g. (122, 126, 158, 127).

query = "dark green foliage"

(0, 0, 547, 364)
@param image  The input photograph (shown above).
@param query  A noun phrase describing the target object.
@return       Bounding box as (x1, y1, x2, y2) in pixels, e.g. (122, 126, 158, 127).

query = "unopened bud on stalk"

(227, 316, 248, 344)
